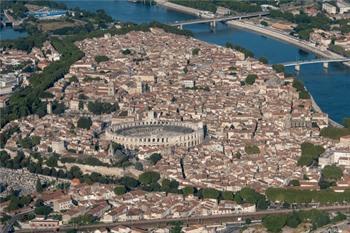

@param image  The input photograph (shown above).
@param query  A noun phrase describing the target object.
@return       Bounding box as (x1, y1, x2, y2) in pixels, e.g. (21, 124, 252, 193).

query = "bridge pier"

(295, 64, 300, 71)
(210, 21, 216, 29)
(323, 62, 329, 69)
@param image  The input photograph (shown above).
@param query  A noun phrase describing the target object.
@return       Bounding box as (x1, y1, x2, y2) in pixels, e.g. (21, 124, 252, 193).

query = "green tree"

(36, 179, 43, 193)
(260, 21, 268, 27)
(289, 179, 300, 186)
(262, 215, 287, 233)
(272, 64, 285, 73)
(138, 171, 160, 185)
(46, 156, 58, 167)
(245, 74, 257, 85)
(134, 162, 143, 171)
(297, 142, 325, 167)
(148, 153, 162, 165)
(162, 179, 179, 193)
(342, 117, 350, 128)
(120, 176, 139, 189)
(87, 101, 117, 115)
(286, 212, 301, 228)
(77, 117, 92, 130)
(320, 127, 350, 140)
(202, 188, 220, 200)
(182, 186, 195, 196)
(170, 221, 183, 233)
(222, 191, 234, 200)
(245, 144, 260, 154)
(35, 205, 53, 216)
(321, 165, 343, 182)
(114, 185, 127, 195)
(94, 55, 109, 63)
(259, 57, 268, 64)
(192, 47, 200, 56)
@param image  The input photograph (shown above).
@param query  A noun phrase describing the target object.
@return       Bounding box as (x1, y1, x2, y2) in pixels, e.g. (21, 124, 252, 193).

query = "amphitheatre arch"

(106, 120, 204, 149)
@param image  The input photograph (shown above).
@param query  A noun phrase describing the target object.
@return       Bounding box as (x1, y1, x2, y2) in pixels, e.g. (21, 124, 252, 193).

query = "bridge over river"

(280, 58, 350, 71)
(169, 11, 270, 29)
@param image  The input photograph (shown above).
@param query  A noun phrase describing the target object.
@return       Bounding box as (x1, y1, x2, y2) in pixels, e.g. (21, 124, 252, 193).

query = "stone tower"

(108, 82, 115, 97)
(47, 101, 53, 114)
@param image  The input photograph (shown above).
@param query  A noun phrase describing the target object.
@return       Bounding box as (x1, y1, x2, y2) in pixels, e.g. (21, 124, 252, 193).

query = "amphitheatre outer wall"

(106, 120, 204, 149)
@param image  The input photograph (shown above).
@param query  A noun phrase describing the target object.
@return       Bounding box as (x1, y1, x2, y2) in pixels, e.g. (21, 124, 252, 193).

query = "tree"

(321, 165, 343, 182)
(342, 117, 350, 128)
(134, 162, 143, 171)
(286, 212, 301, 228)
(192, 47, 200, 56)
(46, 156, 58, 167)
(257, 198, 268, 210)
(138, 171, 160, 185)
(70, 166, 83, 179)
(120, 176, 139, 189)
(170, 221, 183, 233)
(272, 64, 285, 73)
(148, 153, 162, 165)
(262, 215, 287, 233)
(259, 57, 268, 64)
(297, 142, 325, 167)
(182, 186, 195, 196)
(17, 136, 41, 149)
(202, 188, 220, 200)
(36, 179, 43, 193)
(289, 179, 300, 186)
(320, 127, 350, 140)
(162, 179, 179, 193)
(222, 191, 234, 200)
(114, 185, 127, 195)
(35, 205, 53, 216)
(77, 117, 92, 130)
(94, 55, 109, 63)
(260, 21, 268, 27)
(245, 144, 260, 154)
(87, 101, 117, 115)
(245, 74, 257, 85)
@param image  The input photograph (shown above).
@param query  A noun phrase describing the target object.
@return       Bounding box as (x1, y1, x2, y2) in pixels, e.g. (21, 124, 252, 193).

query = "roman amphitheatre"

(106, 120, 204, 149)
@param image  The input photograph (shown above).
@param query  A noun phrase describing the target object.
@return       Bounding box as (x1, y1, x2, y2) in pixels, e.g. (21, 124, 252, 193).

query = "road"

(227, 21, 347, 61)
(1, 209, 33, 233)
(15, 205, 350, 233)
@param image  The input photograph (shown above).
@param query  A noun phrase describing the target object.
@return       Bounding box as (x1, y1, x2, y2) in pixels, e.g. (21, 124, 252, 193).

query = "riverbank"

(227, 21, 347, 60)
(154, 0, 201, 17)
(155, 0, 349, 64)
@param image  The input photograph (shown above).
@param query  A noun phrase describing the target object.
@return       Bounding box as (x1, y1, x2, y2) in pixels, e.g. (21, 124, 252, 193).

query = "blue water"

(4, 0, 350, 123)
(0, 27, 27, 40)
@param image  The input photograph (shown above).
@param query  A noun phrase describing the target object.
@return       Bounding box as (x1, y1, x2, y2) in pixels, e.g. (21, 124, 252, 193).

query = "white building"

(319, 149, 350, 168)
(322, 3, 337, 14)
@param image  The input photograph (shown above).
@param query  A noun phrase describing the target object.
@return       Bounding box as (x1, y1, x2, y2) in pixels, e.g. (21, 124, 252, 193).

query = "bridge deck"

(169, 12, 269, 26)
(282, 58, 350, 66)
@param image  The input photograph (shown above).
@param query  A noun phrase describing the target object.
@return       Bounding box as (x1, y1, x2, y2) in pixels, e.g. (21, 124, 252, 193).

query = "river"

(2, 0, 349, 123)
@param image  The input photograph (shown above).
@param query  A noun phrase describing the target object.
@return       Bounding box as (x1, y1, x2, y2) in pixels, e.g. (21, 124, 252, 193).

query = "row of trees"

(87, 101, 118, 115)
(0, 125, 20, 148)
(262, 209, 345, 233)
(225, 42, 254, 58)
(0, 37, 84, 128)
(169, 0, 262, 13)
(270, 10, 332, 40)
(320, 118, 350, 140)
(266, 187, 350, 204)
(292, 78, 310, 99)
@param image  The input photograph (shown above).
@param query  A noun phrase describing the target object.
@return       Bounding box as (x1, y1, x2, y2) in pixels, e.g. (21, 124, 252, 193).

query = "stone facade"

(106, 120, 204, 149)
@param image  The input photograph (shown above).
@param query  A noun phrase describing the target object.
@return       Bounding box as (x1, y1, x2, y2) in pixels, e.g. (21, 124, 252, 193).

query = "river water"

(2, 0, 349, 123)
